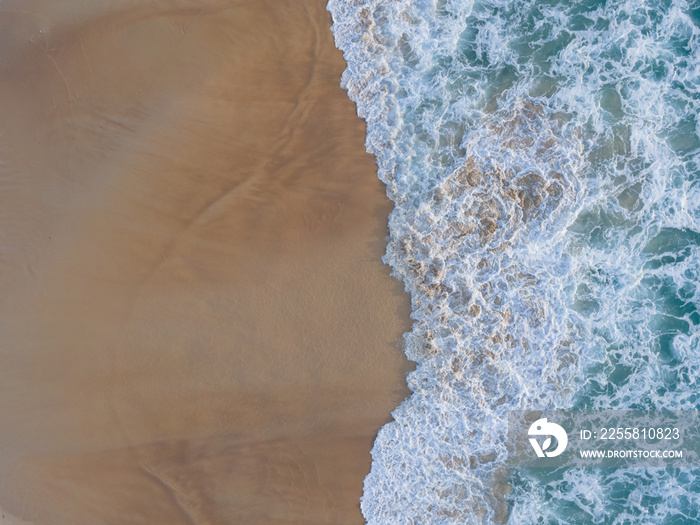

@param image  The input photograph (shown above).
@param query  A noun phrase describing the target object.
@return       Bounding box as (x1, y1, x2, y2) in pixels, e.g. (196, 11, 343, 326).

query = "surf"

(329, 0, 700, 521)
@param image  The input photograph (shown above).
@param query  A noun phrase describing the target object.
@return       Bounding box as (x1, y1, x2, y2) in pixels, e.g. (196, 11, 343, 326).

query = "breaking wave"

(328, 0, 700, 522)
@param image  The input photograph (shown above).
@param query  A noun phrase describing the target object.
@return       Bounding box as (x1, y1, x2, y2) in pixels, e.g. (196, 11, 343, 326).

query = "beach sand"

(0, 1, 412, 523)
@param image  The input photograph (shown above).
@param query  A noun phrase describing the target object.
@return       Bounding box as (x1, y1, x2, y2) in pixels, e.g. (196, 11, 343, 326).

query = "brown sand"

(0, 1, 412, 523)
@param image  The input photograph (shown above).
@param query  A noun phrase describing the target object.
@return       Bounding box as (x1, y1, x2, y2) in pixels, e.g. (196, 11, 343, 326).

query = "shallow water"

(329, 0, 700, 522)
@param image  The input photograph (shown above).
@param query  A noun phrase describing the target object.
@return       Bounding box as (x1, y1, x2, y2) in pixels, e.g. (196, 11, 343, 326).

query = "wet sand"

(0, 1, 412, 523)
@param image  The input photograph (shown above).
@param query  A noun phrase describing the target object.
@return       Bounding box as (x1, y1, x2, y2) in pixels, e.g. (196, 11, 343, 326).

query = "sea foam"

(328, 0, 700, 522)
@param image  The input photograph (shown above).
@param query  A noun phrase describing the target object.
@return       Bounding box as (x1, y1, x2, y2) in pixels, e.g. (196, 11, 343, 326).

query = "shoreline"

(0, 1, 412, 523)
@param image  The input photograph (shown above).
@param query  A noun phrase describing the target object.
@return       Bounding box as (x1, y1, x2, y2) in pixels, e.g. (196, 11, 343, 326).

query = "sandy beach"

(0, 1, 412, 523)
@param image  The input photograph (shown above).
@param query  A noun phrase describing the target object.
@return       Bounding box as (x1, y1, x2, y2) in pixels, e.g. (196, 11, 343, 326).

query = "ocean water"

(328, 0, 700, 522)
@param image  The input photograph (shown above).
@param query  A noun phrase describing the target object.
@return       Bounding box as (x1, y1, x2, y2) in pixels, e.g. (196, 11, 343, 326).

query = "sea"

(327, 0, 700, 522)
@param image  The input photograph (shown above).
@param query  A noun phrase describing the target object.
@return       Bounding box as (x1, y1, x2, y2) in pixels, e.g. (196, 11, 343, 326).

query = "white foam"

(329, 0, 700, 521)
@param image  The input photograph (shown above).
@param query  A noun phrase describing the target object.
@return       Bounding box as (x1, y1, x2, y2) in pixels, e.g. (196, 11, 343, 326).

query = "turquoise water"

(328, 0, 700, 522)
